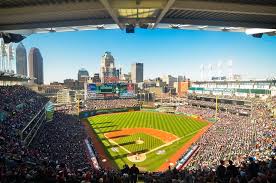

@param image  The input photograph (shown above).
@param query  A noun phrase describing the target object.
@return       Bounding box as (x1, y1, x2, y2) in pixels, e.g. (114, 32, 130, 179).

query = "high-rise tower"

(100, 52, 117, 82)
(78, 68, 89, 82)
(131, 63, 143, 83)
(16, 42, 27, 76)
(28, 47, 43, 84)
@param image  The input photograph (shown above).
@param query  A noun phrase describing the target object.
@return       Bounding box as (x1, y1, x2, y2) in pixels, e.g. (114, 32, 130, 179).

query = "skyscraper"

(177, 75, 184, 82)
(16, 42, 27, 76)
(162, 75, 177, 87)
(92, 73, 101, 83)
(131, 63, 143, 83)
(78, 68, 89, 81)
(28, 47, 43, 84)
(100, 52, 117, 82)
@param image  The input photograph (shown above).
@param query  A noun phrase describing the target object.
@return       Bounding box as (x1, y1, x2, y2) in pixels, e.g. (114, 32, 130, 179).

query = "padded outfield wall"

(79, 106, 141, 119)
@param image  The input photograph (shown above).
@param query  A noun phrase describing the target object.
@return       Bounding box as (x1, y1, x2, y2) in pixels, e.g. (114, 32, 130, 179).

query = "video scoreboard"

(86, 83, 135, 98)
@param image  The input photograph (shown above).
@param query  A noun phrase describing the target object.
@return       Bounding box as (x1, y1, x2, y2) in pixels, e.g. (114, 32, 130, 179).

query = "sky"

(20, 28, 276, 84)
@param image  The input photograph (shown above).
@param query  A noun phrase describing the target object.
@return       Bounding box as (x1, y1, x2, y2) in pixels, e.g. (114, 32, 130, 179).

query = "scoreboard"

(86, 83, 135, 97)
(97, 84, 115, 93)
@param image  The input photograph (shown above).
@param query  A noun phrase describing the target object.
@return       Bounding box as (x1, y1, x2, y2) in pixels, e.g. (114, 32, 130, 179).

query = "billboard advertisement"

(88, 83, 97, 92)
(127, 83, 134, 93)
(87, 83, 97, 98)
(119, 83, 134, 97)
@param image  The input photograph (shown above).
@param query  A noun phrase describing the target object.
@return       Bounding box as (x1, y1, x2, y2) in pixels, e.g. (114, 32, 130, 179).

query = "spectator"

(130, 164, 139, 183)
(247, 157, 259, 179)
(226, 160, 238, 179)
(216, 160, 226, 183)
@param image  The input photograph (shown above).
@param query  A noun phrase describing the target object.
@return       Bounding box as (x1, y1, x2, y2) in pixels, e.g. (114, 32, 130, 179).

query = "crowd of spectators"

(0, 85, 48, 129)
(83, 99, 140, 111)
(30, 112, 90, 171)
(176, 100, 275, 172)
(186, 99, 251, 115)
(176, 105, 216, 119)
(188, 94, 254, 102)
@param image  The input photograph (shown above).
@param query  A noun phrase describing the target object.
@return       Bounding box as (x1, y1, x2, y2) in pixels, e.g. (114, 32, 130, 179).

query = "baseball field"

(88, 111, 209, 171)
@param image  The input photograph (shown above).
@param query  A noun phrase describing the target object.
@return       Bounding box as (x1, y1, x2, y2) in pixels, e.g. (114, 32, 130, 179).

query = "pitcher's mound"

(136, 139, 144, 144)
(127, 153, 146, 162)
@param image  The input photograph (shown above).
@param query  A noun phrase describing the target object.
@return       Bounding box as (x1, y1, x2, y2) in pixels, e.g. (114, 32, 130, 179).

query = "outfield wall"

(79, 106, 140, 118)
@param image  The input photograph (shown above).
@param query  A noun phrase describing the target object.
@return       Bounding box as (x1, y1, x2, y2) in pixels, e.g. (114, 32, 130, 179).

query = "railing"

(20, 102, 48, 146)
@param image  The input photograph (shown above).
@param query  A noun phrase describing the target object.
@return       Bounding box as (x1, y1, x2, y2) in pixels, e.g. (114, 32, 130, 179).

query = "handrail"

(26, 111, 46, 146)
(23, 110, 45, 144)
(21, 102, 48, 133)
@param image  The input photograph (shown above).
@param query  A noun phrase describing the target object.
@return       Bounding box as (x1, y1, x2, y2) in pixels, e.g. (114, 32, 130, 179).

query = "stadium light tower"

(227, 60, 233, 80)
(200, 64, 204, 81)
(217, 61, 222, 78)
(208, 64, 212, 81)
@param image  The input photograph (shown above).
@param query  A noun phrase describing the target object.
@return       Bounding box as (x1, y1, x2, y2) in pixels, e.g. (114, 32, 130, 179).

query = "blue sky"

(21, 28, 276, 84)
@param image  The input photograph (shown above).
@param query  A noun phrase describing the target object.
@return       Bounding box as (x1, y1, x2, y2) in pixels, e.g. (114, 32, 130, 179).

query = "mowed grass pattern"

(89, 111, 208, 171)
(90, 112, 207, 137)
(114, 133, 164, 153)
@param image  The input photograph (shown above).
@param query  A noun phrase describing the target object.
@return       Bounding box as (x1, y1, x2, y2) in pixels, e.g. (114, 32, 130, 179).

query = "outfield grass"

(88, 111, 208, 171)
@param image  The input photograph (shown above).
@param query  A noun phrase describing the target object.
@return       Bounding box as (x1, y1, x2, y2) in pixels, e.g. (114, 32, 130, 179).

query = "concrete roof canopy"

(0, 0, 275, 36)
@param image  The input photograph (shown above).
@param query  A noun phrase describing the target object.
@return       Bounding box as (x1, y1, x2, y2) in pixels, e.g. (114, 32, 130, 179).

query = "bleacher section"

(189, 80, 276, 97)
(0, 85, 49, 145)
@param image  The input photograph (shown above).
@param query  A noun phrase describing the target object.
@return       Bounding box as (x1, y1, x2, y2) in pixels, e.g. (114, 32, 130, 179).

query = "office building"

(78, 68, 89, 82)
(16, 42, 27, 76)
(57, 89, 75, 104)
(100, 52, 118, 82)
(162, 75, 177, 87)
(92, 73, 101, 83)
(131, 62, 143, 83)
(28, 47, 43, 84)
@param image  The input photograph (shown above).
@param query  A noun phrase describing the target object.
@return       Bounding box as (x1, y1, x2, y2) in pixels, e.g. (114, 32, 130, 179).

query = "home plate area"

(127, 153, 147, 162)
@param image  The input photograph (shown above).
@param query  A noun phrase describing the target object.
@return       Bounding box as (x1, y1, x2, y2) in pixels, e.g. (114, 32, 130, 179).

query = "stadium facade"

(16, 42, 28, 76)
(188, 80, 276, 97)
(28, 47, 43, 85)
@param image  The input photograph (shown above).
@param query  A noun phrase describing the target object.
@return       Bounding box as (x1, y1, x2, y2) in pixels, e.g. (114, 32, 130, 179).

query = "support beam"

(152, 0, 176, 28)
(99, 0, 124, 30)
(172, 1, 276, 16)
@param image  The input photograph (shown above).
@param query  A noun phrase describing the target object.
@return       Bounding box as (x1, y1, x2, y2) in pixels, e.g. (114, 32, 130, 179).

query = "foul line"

(144, 129, 200, 155)
(104, 134, 131, 154)
(104, 129, 201, 156)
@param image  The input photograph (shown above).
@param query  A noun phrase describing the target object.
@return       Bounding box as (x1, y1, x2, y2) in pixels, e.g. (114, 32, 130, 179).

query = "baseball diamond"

(88, 111, 210, 171)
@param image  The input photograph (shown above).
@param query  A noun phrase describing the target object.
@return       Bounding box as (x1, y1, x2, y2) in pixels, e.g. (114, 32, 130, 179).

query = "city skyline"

(19, 28, 276, 84)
